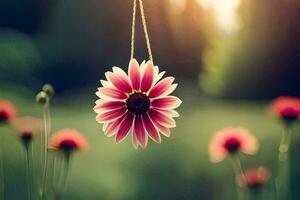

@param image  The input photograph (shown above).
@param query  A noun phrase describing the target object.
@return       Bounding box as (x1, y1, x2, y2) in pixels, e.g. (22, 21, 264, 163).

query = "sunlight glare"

(171, 0, 187, 13)
(197, 0, 242, 33)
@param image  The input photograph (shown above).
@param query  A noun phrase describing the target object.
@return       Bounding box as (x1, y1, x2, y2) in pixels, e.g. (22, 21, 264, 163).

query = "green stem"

(39, 128, 44, 200)
(0, 141, 5, 200)
(249, 190, 262, 200)
(25, 146, 31, 200)
(30, 143, 36, 199)
(39, 129, 42, 191)
(53, 153, 63, 198)
(276, 126, 292, 200)
(47, 152, 57, 198)
(52, 154, 57, 193)
(62, 157, 70, 196)
(55, 154, 71, 200)
(230, 154, 248, 200)
(41, 103, 50, 200)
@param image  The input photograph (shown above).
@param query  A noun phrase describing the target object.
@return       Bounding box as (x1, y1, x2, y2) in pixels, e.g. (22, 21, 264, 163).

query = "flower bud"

(36, 91, 49, 105)
(42, 84, 55, 98)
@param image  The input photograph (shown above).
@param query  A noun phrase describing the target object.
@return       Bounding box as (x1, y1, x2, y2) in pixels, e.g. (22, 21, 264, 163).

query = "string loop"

(130, 0, 137, 60)
(130, 0, 153, 62)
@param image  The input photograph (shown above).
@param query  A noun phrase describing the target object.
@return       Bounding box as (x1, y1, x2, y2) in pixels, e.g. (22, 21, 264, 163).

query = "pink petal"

(132, 129, 138, 149)
(148, 109, 176, 128)
(163, 84, 178, 97)
(97, 87, 127, 100)
(100, 80, 111, 88)
(154, 71, 165, 84)
(155, 123, 171, 137)
(134, 115, 148, 148)
(112, 67, 128, 77)
(128, 59, 141, 90)
(96, 107, 127, 123)
(160, 109, 180, 118)
(148, 112, 171, 137)
(106, 115, 127, 137)
(116, 113, 134, 143)
(153, 66, 159, 80)
(141, 61, 154, 93)
(142, 114, 161, 143)
(210, 150, 227, 163)
(105, 72, 132, 93)
(151, 96, 182, 110)
(94, 101, 125, 112)
(148, 77, 175, 99)
(102, 123, 108, 132)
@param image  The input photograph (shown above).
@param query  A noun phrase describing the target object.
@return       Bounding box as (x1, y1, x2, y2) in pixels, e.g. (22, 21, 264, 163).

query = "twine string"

(130, 0, 154, 62)
(130, 0, 137, 60)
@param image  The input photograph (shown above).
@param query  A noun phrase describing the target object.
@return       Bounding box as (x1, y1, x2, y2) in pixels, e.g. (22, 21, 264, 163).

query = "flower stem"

(62, 157, 70, 195)
(276, 125, 292, 200)
(30, 143, 36, 199)
(250, 190, 263, 200)
(230, 154, 248, 200)
(41, 103, 50, 200)
(55, 153, 71, 200)
(53, 153, 63, 198)
(0, 140, 5, 200)
(39, 129, 44, 200)
(25, 146, 31, 200)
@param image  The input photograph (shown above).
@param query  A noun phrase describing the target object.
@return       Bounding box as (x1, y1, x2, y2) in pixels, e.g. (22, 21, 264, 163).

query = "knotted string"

(130, 0, 154, 62)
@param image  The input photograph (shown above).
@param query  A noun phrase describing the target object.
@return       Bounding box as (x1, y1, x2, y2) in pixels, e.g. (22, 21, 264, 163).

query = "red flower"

(271, 96, 300, 123)
(48, 129, 89, 152)
(209, 127, 258, 163)
(10, 116, 43, 145)
(238, 167, 270, 189)
(0, 100, 17, 123)
(94, 59, 181, 149)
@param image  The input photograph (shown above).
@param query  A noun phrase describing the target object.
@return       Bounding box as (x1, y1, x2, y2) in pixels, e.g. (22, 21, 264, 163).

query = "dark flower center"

(280, 108, 300, 121)
(126, 92, 151, 115)
(21, 131, 33, 146)
(224, 137, 241, 153)
(60, 139, 77, 152)
(21, 131, 33, 141)
(0, 110, 9, 122)
(247, 180, 264, 191)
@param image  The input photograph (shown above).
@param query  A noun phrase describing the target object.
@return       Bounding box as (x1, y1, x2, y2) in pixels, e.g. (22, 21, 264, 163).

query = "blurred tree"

(0, 0, 49, 33)
(0, 30, 41, 86)
(200, 0, 300, 99)
(0, 0, 206, 93)
(34, 0, 206, 93)
(165, 0, 207, 78)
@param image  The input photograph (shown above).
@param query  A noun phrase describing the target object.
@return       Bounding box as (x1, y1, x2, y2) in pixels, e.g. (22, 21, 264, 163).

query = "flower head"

(48, 129, 89, 153)
(94, 59, 182, 149)
(10, 116, 43, 146)
(238, 167, 270, 190)
(209, 127, 258, 163)
(0, 100, 17, 123)
(271, 96, 300, 124)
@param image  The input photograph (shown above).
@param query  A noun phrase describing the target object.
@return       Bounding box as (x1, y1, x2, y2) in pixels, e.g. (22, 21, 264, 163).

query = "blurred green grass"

(1, 90, 300, 200)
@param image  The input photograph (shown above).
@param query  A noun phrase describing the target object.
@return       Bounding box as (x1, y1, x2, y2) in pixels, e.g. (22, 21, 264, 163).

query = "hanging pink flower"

(209, 127, 258, 163)
(48, 129, 89, 152)
(94, 59, 182, 149)
(271, 96, 300, 123)
(238, 167, 270, 190)
(0, 100, 17, 123)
